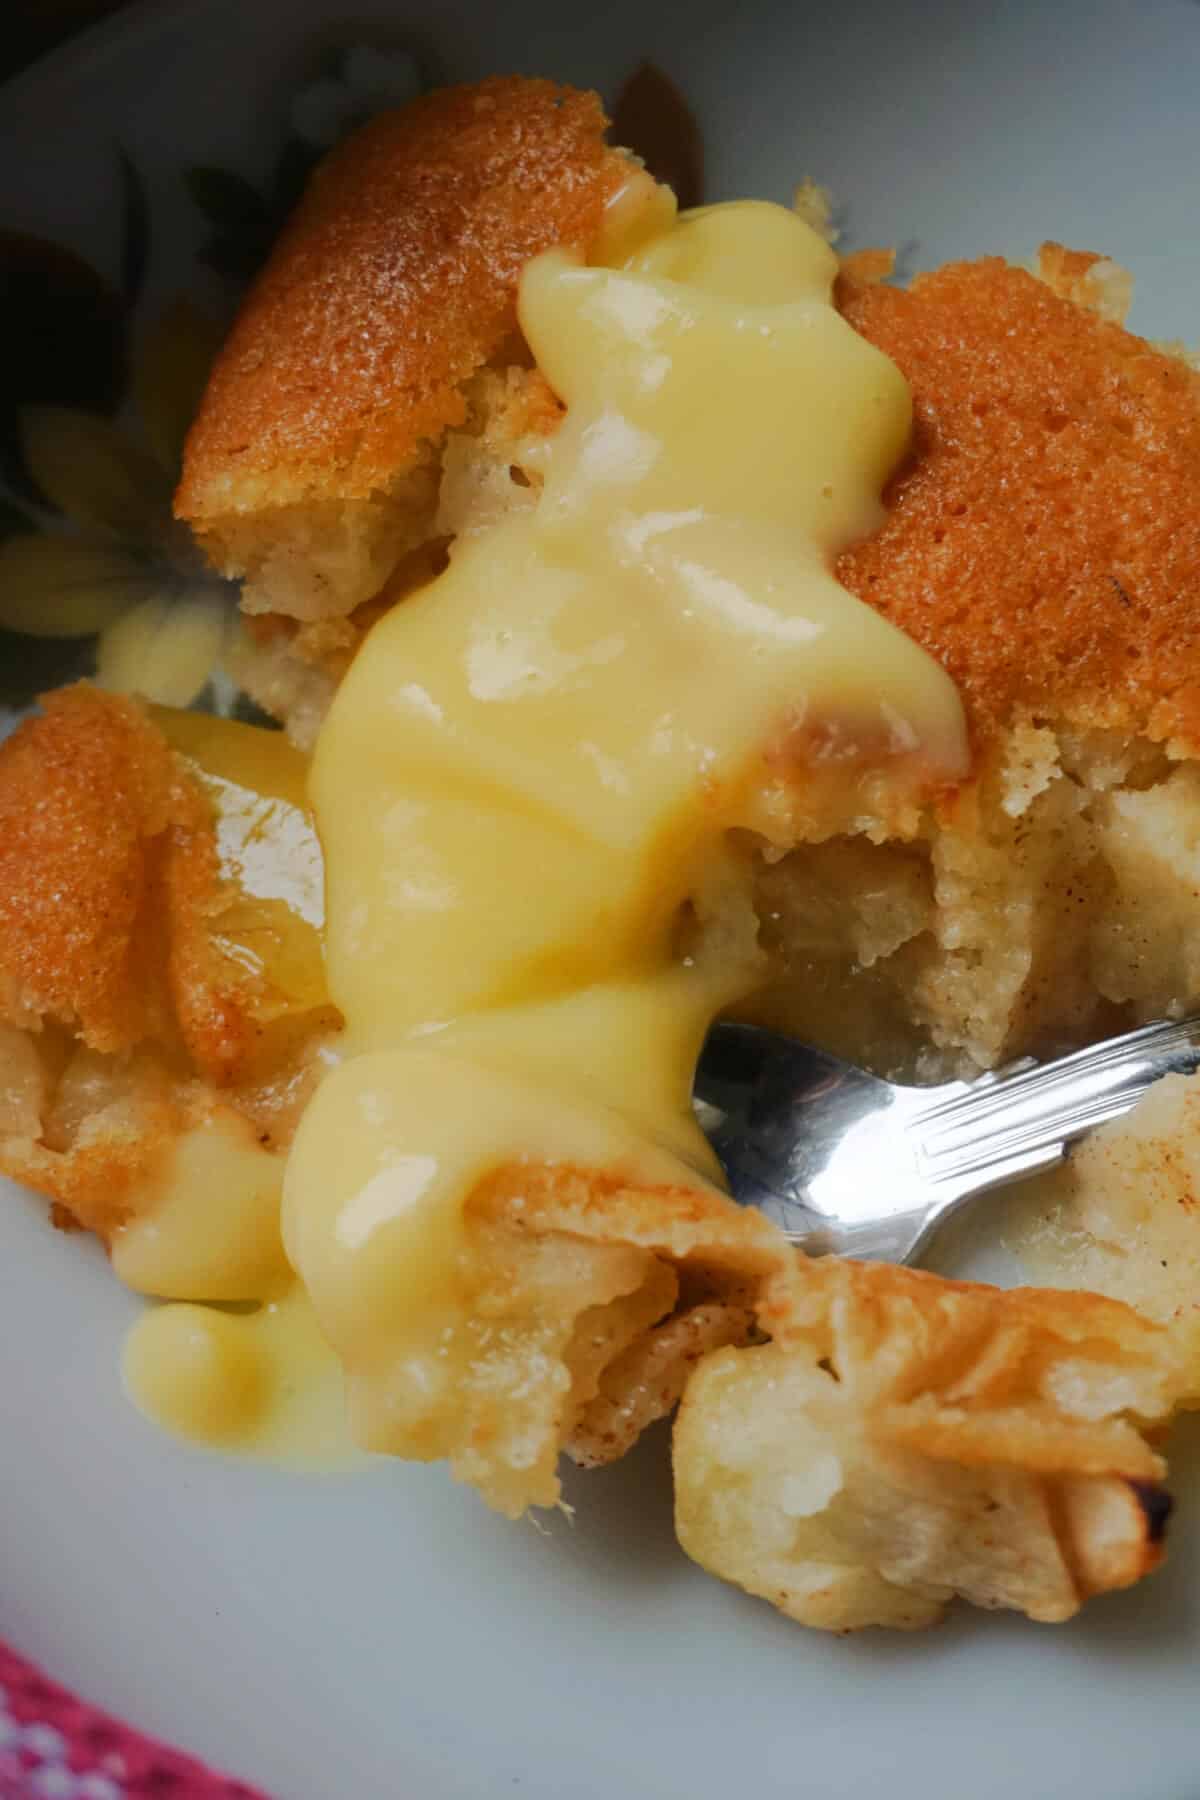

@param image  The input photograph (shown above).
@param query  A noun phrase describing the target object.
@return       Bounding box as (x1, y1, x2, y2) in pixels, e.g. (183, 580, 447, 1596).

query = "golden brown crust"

(761, 1256, 1178, 1492)
(1, 1056, 186, 1243)
(11, 1134, 170, 1243)
(473, 1159, 788, 1275)
(837, 258, 1200, 754)
(766, 1249, 1174, 1373)
(0, 688, 198, 1053)
(0, 686, 279, 1084)
(176, 78, 624, 524)
(0, 688, 336, 1234)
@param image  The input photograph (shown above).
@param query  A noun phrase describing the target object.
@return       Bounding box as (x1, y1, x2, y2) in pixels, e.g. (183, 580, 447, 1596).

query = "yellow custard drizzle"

(123, 193, 966, 1461)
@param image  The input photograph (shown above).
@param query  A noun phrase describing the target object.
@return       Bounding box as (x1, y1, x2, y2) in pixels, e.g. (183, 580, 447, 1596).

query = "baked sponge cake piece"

(0, 687, 337, 1239)
(176, 77, 630, 623)
(747, 250, 1200, 1079)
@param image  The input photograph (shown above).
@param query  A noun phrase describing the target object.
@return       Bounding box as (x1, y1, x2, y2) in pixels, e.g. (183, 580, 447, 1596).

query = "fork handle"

(909, 1014, 1200, 1193)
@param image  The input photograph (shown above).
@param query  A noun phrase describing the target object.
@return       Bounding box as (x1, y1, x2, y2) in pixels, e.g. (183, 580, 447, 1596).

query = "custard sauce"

(124, 193, 966, 1459)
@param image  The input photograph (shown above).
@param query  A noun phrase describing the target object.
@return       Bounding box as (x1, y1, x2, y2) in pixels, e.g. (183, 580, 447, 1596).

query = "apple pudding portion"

(2, 77, 1197, 1632)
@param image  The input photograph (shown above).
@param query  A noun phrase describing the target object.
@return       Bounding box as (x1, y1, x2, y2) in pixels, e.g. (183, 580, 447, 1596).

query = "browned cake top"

(0, 687, 197, 1052)
(0, 688, 322, 1090)
(837, 259, 1200, 754)
(176, 77, 625, 522)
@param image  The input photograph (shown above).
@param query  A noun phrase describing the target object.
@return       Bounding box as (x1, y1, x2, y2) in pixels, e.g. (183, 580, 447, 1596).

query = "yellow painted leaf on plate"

(0, 533, 154, 637)
(21, 404, 172, 538)
(134, 299, 225, 472)
(96, 589, 230, 707)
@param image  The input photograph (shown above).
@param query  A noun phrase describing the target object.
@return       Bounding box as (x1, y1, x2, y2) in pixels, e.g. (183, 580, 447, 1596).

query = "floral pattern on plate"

(0, 38, 435, 714)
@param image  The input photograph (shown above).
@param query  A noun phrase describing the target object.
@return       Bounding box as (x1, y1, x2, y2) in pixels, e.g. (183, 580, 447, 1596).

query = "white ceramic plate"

(3, 3, 1200, 1795)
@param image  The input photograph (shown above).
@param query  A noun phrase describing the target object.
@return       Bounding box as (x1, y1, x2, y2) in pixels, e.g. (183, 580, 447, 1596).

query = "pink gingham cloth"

(0, 1644, 268, 1799)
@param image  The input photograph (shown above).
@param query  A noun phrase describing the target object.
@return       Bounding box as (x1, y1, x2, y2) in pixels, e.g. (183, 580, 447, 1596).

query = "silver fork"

(692, 1015, 1200, 1263)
